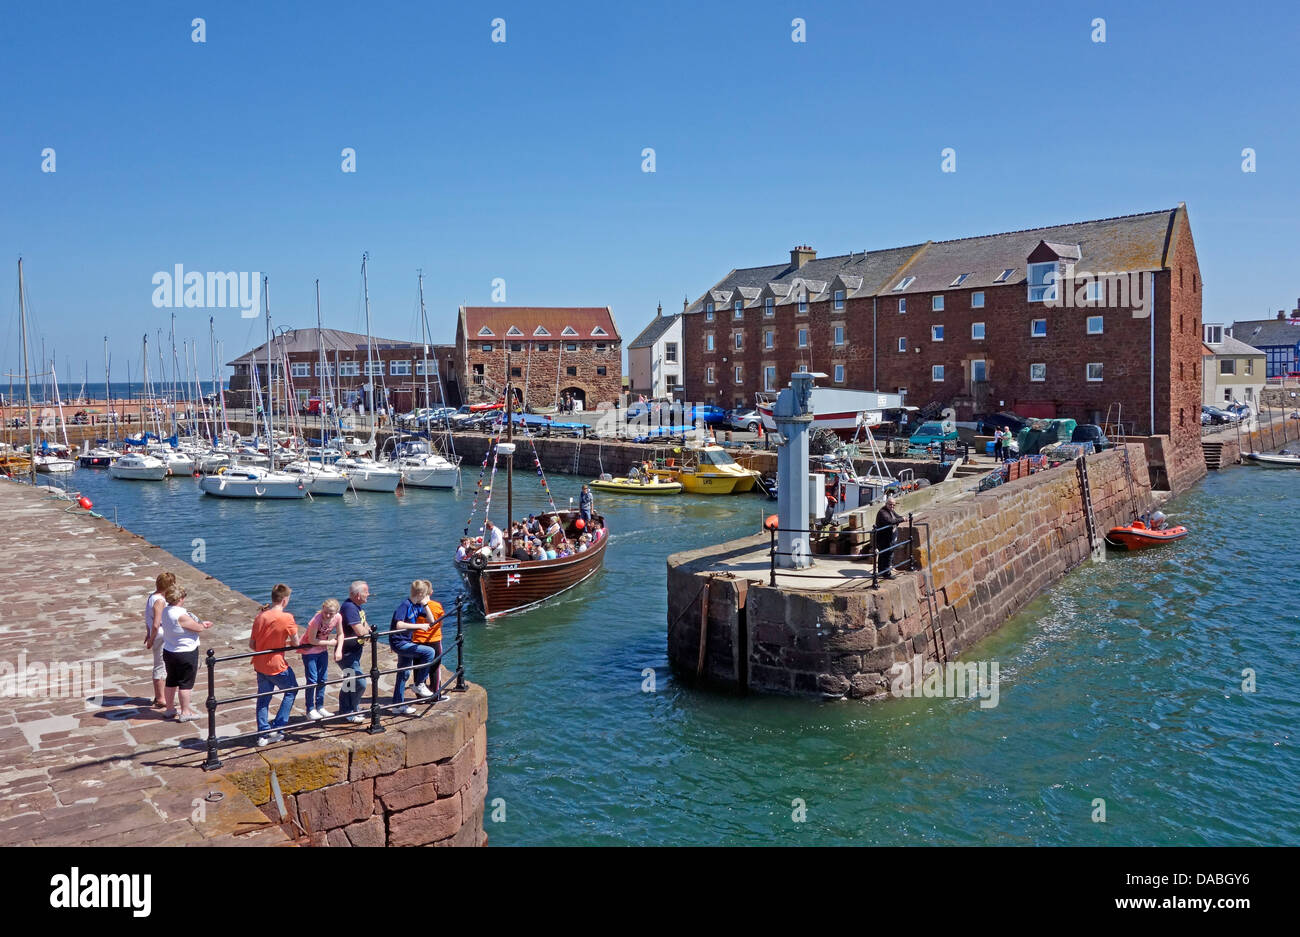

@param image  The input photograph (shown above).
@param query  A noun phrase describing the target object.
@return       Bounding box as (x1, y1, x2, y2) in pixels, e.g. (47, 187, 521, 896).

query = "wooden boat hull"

(1104, 524, 1188, 550)
(456, 511, 607, 618)
(589, 477, 682, 495)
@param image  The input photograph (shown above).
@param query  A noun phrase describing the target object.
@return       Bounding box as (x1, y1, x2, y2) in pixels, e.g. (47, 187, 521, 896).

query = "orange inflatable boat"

(1104, 516, 1188, 551)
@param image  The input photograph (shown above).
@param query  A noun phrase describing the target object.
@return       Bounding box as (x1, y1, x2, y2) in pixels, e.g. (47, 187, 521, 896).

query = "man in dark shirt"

(337, 580, 372, 721)
(512, 539, 531, 562)
(874, 496, 904, 580)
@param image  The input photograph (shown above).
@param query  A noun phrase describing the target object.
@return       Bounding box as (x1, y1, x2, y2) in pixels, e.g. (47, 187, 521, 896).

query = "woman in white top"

(144, 571, 176, 709)
(160, 585, 213, 721)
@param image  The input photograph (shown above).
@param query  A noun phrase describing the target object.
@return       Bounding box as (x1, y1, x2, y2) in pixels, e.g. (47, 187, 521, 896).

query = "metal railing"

(201, 596, 467, 771)
(765, 514, 920, 588)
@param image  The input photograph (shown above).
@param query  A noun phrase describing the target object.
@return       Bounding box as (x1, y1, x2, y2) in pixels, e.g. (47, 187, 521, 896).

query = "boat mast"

(18, 259, 35, 483)
(103, 336, 113, 447)
(141, 333, 151, 439)
(263, 277, 275, 448)
(506, 352, 513, 528)
(316, 278, 326, 442)
(418, 270, 431, 414)
(362, 253, 376, 438)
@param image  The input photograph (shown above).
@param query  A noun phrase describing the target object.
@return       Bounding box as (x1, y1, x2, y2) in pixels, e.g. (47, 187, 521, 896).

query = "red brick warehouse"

(682, 205, 1202, 452)
(453, 306, 623, 409)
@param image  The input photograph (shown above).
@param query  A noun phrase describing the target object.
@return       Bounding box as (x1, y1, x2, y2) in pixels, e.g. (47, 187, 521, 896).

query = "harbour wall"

(0, 478, 487, 847)
(1203, 414, 1300, 468)
(665, 446, 1153, 699)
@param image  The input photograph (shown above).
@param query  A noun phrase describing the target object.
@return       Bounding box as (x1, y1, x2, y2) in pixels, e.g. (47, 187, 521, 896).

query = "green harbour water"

(49, 463, 1300, 845)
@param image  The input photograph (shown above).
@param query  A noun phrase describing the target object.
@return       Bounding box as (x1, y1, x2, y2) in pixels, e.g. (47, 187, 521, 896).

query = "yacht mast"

(362, 253, 377, 441)
(103, 336, 113, 446)
(18, 259, 35, 482)
(263, 277, 275, 448)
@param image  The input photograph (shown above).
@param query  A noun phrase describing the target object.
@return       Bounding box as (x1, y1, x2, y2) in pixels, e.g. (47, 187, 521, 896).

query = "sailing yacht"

(110, 452, 169, 480)
(199, 465, 306, 498)
(282, 459, 350, 496)
(335, 456, 401, 492)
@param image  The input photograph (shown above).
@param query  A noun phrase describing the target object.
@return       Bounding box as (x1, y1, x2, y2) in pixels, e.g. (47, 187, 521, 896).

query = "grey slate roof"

(227, 328, 417, 366)
(1211, 334, 1266, 356)
(1230, 319, 1300, 348)
(628, 313, 682, 349)
(686, 208, 1181, 312)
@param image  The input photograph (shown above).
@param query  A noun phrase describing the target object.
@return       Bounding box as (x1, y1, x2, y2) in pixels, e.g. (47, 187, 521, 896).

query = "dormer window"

(506, 326, 523, 336)
(533, 326, 550, 337)
(951, 273, 971, 286)
(1204, 324, 1223, 344)
(892, 276, 916, 292)
(994, 268, 1015, 283)
(1027, 262, 1058, 302)
(797, 295, 808, 314)
(477, 326, 495, 337)
(833, 289, 845, 310)
(733, 300, 744, 318)
(764, 297, 774, 316)
(591, 326, 608, 336)
(705, 301, 715, 317)
(561, 326, 579, 336)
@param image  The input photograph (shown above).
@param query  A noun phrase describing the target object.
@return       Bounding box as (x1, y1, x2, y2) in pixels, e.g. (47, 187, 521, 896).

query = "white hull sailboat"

(199, 465, 306, 498)
(110, 453, 169, 480)
(34, 454, 76, 474)
(397, 453, 460, 488)
(283, 460, 350, 496)
(336, 457, 401, 492)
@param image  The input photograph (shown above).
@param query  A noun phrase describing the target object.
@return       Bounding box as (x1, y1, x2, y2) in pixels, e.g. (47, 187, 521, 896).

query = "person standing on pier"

(160, 586, 213, 721)
(144, 571, 176, 709)
(249, 584, 300, 746)
(874, 495, 904, 580)
(337, 581, 372, 723)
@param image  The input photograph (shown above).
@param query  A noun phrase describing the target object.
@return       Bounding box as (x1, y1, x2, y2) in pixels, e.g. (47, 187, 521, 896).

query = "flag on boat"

(506, 573, 520, 586)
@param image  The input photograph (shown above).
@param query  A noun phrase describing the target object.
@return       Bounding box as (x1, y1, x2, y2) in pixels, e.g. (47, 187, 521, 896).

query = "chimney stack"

(1279, 310, 1287, 320)
(790, 244, 817, 269)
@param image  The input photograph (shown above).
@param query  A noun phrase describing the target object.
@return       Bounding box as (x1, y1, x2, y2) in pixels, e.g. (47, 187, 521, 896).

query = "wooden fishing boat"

(1104, 517, 1188, 550)
(589, 474, 682, 495)
(456, 509, 608, 618)
(646, 444, 759, 494)
(454, 360, 606, 618)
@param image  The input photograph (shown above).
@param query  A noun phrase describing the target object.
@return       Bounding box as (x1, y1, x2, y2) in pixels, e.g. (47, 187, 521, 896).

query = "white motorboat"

(197, 450, 237, 474)
(199, 465, 306, 499)
(34, 454, 76, 474)
(335, 457, 401, 492)
(283, 460, 350, 496)
(396, 453, 461, 489)
(149, 447, 196, 475)
(110, 452, 170, 480)
(77, 447, 120, 468)
(1244, 449, 1300, 468)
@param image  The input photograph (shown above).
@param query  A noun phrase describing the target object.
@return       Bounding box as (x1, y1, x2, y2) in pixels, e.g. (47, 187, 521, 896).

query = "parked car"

(973, 411, 1029, 436)
(1201, 405, 1235, 425)
(1070, 424, 1111, 451)
(908, 419, 958, 448)
(726, 408, 762, 433)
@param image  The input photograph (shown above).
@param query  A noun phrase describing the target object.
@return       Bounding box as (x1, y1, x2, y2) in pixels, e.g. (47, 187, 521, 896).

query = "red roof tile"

(461, 306, 619, 341)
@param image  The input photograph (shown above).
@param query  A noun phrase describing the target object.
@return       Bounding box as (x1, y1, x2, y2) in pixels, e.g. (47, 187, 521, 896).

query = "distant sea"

(0, 382, 229, 405)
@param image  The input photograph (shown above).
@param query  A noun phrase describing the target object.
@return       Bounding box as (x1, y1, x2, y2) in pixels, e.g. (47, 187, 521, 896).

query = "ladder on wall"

(1077, 454, 1103, 561)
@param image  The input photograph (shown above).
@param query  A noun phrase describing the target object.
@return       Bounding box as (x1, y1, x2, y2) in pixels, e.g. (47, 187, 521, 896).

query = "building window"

(510, 366, 522, 378)
(665, 374, 679, 391)
(971, 322, 985, 340)
(537, 343, 550, 352)
(764, 366, 776, 391)
(389, 360, 411, 377)
(315, 362, 335, 377)
(480, 343, 493, 352)
(797, 328, 808, 348)
(797, 296, 808, 314)
(931, 325, 944, 342)
(932, 295, 944, 311)
(1085, 281, 1104, 303)
(898, 298, 907, 314)
(1246, 359, 1254, 376)
(764, 330, 774, 350)
(364, 361, 383, 376)
(1027, 262, 1058, 302)
(764, 297, 775, 316)
(566, 343, 578, 352)
(898, 337, 907, 352)
(951, 273, 971, 286)
(596, 343, 607, 352)
(995, 268, 1015, 282)
(1086, 362, 1103, 382)
(706, 367, 715, 384)
(1204, 324, 1223, 344)
(1030, 363, 1046, 382)
(1030, 319, 1047, 338)
(1220, 359, 1235, 375)
(706, 334, 715, 352)
(833, 325, 845, 345)
(290, 362, 312, 379)
(734, 333, 743, 350)
(1179, 362, 1184, 381)
(734, 301, 744, 318)
(833, 364, 845, 383)
(665, 342, 678, 363)
(892, 276, 916, 292)
(972, 291, 984, 308)
(932, 365, 945, 382)
(338, 361, 360, 377)
(734, 365, 743, 384)
(833, 290, 845, 310)
(596, 366, 607, 376)
(510, 342, 523, 352)
(1087, 316, 1104, 335)
(705, 302, 714, 317)
(566, 366, 577, 377)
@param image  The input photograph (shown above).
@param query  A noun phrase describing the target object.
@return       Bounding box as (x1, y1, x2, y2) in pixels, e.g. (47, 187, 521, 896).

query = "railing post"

(454, 596, 467, 692)
(769, 525, 777, 587)
(908, 512, 916, 570)
(367, 627, 385, 734)
(871, 523, 879, 589)
(202, 648, 221, 771)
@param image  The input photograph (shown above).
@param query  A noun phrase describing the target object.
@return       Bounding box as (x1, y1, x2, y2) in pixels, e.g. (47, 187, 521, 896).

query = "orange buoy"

(764, 514, 779, 531)
(77, 496, 93, 510)
(575, 518, 586, 529)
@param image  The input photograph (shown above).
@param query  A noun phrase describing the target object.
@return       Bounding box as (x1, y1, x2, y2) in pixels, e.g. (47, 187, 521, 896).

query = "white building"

(627, 304, 683, 399)
(1202, 323, 1266, 408)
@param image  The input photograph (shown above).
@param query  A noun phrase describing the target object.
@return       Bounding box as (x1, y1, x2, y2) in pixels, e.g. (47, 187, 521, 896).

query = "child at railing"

(160, 585, 213, 721)
(249, 583, 299, 746)
(301, 598, 343, 721)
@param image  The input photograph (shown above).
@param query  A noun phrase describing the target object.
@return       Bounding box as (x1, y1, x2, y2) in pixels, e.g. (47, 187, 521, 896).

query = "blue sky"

(3, 0, 1298, 383)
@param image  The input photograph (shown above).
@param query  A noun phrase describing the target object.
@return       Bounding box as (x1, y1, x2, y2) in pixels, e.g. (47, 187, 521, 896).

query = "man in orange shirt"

(249, 583, 300, 745)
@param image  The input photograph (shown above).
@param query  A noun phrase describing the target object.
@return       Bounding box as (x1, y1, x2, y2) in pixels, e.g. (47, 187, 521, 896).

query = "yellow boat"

(589, 474, 683, 495)
(647, 444, 761, 495)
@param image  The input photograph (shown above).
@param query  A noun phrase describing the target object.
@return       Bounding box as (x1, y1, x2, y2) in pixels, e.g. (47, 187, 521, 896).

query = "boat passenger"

(512, 539, 531, 563)
(577, 533, 590, 553)
(484, 520, 505, 559)
(454, 538, 472, 563)
(543, 515, 563, 544)
(389, 580, 442, 714)
(525, 514, 542, 537)
(144, 571, 176, 709)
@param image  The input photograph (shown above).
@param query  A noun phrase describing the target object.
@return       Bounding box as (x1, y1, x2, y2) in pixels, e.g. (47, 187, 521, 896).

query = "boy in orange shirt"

(249, 583, 300, 745)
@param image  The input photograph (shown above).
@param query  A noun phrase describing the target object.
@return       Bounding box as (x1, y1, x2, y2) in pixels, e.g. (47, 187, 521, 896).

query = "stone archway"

(559, 384, 591, 412)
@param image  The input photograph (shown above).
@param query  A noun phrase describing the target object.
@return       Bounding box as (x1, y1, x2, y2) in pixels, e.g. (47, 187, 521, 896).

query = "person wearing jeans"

(249, 583, 300, 745)
(337, 581, 372, 723)
(300, 598, 343, 719)
(256, 669, 299, 738)
(388, 580, 442, 715)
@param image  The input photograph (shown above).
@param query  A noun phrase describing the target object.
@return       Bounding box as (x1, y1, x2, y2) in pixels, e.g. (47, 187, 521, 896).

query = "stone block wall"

(220, 683, 489, 846)
(667, 446, 1154, 699)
